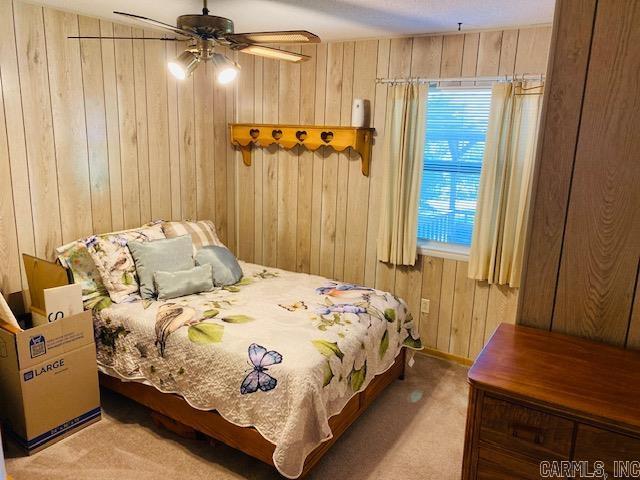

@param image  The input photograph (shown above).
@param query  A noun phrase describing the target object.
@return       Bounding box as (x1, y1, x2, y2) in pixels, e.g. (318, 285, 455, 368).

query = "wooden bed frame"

(100, 348, 406, 478)
(25, 254, 408, 477)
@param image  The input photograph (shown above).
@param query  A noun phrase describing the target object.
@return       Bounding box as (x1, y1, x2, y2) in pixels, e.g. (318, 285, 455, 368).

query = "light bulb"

(168, 50, 199, 80)
(217, 67, 238, 84)
(212, 53, 240, 84)
(168, 61, 186, 80)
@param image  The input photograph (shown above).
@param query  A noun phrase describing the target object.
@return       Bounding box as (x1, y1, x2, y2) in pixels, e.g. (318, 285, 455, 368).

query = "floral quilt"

(94, 262, 422, 478)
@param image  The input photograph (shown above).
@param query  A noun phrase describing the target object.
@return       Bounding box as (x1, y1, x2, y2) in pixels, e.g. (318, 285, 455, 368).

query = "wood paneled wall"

(0, 0, 234, 297)
(230, 26, 552, 360)
(0, 0, 552, 360)
(519, 0, 640, 349)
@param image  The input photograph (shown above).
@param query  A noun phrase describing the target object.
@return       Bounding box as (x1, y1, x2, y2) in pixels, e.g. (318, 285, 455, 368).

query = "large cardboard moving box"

(0, 311, 101, 452)
(0, 257, 100, 453)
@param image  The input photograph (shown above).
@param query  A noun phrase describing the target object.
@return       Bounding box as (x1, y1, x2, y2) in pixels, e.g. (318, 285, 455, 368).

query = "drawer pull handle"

(511, 424, 544, 445)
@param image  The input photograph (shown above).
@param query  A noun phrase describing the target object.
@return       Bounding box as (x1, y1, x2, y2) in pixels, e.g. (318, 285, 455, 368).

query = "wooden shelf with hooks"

(229, 123, 375, 176)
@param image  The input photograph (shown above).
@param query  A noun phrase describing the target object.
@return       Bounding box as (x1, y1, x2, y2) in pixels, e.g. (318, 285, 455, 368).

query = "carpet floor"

(5, 355, 469, 480)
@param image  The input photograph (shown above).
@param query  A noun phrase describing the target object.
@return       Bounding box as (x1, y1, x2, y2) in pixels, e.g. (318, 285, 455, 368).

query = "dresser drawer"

(476, 446, 565, 480)
(574, 424, 640, 476)
(479, 396, 574, 461)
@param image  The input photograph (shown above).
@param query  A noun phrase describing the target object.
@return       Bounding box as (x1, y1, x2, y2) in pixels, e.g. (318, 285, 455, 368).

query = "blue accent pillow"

(195, 246, 243, 286)
(129, 235, 195, 299)
(154, 264, 214, 300)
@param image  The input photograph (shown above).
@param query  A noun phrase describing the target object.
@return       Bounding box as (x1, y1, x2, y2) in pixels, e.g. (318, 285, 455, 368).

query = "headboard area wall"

(0, 0, 235, 298)
(229, 26, 552, 361)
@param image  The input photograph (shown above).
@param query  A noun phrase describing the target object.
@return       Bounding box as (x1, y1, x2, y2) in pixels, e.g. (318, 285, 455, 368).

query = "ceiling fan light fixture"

(212, 53, 240, 84)
(168, 50, 200, 80)
(100, 2, 320, 82)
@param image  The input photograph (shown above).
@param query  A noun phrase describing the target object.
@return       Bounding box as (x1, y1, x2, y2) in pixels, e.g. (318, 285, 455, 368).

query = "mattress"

(94, 262, 422, 478)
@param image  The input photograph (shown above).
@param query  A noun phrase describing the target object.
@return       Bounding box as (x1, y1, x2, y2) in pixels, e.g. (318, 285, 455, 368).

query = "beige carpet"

(5, 355, 469, 480)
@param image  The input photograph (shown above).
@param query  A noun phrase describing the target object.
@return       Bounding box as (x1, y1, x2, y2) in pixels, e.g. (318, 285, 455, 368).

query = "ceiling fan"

(70, 0, 320, 84)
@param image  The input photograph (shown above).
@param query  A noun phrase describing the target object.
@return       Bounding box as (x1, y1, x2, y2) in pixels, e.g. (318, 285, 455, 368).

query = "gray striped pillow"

(162, 220, 225, 252)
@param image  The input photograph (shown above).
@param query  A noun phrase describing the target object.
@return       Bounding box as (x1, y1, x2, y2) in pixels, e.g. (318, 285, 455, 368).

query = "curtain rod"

(375, 74, 545, 84)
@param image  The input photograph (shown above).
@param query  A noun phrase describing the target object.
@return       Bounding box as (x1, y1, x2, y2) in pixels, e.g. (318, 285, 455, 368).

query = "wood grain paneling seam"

(5, 0, 37, 286)
(547, 0, 599, 334)
(517, 0, 597, 331)
(40, 6, 64, 252)
(75, 14, 95, 234)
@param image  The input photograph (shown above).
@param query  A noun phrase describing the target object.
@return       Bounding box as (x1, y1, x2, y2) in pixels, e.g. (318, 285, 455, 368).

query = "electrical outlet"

(421, 298, 430, 314)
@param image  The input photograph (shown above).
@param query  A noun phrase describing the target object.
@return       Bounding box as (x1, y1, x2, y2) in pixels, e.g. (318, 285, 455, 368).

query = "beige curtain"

(377, 83, 427, 266)
(468, 81, 544, 288)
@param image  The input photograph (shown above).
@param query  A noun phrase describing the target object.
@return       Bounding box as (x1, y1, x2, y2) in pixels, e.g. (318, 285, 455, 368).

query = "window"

(417, 87, 492, 249)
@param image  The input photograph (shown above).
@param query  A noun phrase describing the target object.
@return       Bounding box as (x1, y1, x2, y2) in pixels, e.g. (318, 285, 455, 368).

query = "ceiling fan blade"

(226, 30, 320, 45)
(234, 44, 310, 63)
(113, 11, 196, 38)
(68, 36, 178, 41)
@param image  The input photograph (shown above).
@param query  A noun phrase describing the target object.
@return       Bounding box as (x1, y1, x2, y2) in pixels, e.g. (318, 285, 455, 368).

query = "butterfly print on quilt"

(240, 343, 283, 394)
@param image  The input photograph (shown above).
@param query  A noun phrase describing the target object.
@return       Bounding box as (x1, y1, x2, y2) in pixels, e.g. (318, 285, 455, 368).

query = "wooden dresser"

(462, 324, 640, 480)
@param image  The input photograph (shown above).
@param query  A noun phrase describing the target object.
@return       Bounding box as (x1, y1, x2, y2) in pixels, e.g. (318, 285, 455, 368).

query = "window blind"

(417, 87, 492, 246)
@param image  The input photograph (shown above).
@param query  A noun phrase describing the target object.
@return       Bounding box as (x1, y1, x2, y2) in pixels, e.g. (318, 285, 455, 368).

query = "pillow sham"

(56, 221, 165, 309)
(162, 220, 225, 252)
(154, 264, 213, 300)
(56, 240, 109, 307)
(195, 245, 243, 287)
(128, 235, 195, 299)
(85, 223, 166, 304)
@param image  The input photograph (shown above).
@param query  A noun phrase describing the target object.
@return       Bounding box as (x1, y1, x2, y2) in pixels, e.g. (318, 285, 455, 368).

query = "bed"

(91, 261, 422, 478)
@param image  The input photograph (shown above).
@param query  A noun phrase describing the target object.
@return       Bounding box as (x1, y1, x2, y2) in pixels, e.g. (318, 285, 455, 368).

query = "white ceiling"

(31, 0, 555, 41)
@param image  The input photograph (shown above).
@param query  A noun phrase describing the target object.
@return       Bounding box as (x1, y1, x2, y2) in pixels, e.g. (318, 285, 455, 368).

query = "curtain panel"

(377, 83, 427, 266)
(468, 81, 544, 288)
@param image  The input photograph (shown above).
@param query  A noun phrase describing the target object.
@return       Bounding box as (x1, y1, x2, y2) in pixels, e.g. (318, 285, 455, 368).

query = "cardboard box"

(0, 256, 101, 453)
(0, 311, 101, 453)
